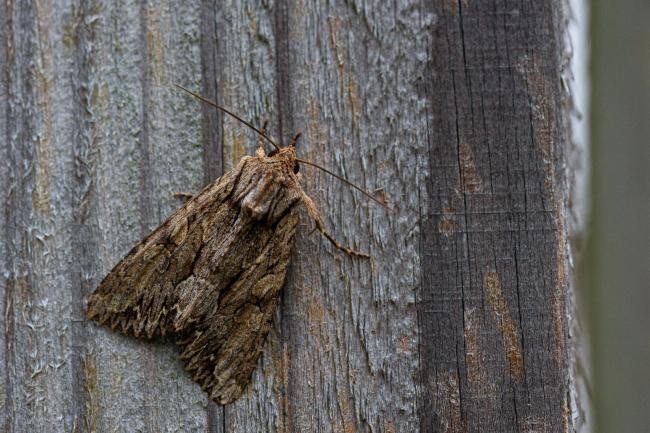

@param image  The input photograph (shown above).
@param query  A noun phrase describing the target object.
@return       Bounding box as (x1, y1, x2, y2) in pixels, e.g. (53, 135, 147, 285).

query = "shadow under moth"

(86, 86, 385, 404)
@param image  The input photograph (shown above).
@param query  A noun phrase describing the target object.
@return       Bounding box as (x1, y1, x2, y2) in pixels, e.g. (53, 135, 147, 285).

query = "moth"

(86, 85, 385, 404)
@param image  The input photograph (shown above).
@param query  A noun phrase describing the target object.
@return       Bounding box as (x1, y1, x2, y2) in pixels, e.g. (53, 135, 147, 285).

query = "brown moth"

(86, 86, 383, 404)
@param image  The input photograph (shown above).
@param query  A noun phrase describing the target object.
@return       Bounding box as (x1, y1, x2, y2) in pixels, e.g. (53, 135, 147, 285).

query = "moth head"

(267, 133, 301, 174)
(174, 84, 388, 209)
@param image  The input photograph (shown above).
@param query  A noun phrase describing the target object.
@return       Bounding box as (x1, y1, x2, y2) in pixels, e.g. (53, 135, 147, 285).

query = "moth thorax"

(240, 170, 285, 222)
(270, 147, 298, 173)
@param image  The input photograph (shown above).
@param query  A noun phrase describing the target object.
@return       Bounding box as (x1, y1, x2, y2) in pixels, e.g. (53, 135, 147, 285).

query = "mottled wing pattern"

(86, 160, 245, 338)
(174, 203, 299, 404)
(87, 154, 302, 404)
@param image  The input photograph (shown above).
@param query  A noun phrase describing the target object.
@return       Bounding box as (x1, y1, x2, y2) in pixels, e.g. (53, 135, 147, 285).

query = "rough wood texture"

(420, 1, 572, 432)
(1, 1, 575, 432)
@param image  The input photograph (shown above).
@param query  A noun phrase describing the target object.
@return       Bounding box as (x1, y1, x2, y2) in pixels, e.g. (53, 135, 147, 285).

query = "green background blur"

(589, 1, 650, 432)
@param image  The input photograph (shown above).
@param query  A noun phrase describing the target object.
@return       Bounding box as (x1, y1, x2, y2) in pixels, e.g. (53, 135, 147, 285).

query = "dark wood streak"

(200, 0, 223, 186)
(68, 0, 100, 431)
(273, 0, 293, 143)
(138, 3, 156, 433)
(419, 1, 570, 432)
(1, 0, 15, 429)
(272, 3, 300, 431)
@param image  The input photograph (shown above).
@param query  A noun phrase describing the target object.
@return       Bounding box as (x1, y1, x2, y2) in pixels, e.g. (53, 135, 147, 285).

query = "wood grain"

(0, 1, 576, 432)
(420, 1, 571, 432)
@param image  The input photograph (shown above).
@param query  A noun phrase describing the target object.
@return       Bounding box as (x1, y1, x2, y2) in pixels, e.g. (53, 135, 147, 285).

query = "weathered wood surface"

(1, 1, 576, 432)
(420, 2, 575, 432)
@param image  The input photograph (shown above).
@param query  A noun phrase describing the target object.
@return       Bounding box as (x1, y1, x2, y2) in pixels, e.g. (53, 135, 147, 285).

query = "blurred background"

(589, 1, 650, 433)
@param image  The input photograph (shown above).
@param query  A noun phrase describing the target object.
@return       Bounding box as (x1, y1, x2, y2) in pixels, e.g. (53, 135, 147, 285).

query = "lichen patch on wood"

(435, 371, 464, 433)
(458, 142, 482, 194)
(483, 270, 524, 381)
(463, 308, 486, 390)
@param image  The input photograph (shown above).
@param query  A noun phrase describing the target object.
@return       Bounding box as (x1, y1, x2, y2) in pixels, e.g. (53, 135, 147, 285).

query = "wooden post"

(0, 1, 577, 432)
(419, 1, 574, 432)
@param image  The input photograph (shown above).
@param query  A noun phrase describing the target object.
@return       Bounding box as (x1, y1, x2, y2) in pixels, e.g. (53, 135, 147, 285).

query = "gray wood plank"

(86, 1, 209, 431)
(0, 1, 10, 431)
(3, 1, 85, 431)
(419, 1, 572, 432)
(273, 1, 427, 432)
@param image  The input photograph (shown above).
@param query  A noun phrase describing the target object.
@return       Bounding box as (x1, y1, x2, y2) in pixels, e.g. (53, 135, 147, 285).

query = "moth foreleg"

(300, 191, 370, 259)
(320, 229, 370, 259)
(172, 192, 194, 203)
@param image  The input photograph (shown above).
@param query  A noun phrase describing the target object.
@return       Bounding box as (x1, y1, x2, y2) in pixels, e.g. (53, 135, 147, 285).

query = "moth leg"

(300, 192, 370, 259)
(306, 226, 319, 238)
(172, 192, 194, 202)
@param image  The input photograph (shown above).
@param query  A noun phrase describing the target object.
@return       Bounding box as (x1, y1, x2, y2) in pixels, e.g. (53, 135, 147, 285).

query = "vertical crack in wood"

(273, 1, 294, 431)
(69, 0, 101, 431)
(201, 0, 226, 431)
(138, 2, 155, 431)
(273, 0, 292, 144)
(419, 1, 570, 432)
(1, 1, 16, 430)
(200, 0, 223, 186)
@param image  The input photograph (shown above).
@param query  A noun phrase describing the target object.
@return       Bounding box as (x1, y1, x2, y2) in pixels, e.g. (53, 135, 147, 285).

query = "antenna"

(174, 84, 280, 151)
(296, 158, 390, 209)
(175, 84, 389, 210)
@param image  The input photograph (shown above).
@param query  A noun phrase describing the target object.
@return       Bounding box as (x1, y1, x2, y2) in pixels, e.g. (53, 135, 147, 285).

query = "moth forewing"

(87, 149, 301, 403)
